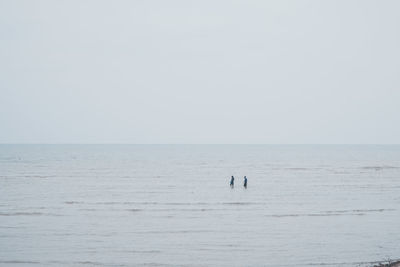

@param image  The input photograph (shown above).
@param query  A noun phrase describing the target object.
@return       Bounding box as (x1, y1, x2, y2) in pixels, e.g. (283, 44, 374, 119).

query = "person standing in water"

(243, 176, 248, 188)
(230, 176, 235, 188)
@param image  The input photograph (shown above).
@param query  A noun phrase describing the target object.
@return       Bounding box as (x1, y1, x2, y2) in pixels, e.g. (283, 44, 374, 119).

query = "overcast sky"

(1, 0, 399, 144)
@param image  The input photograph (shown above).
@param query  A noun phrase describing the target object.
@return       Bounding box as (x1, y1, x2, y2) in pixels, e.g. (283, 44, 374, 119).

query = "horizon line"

(1, 143, 400, 145)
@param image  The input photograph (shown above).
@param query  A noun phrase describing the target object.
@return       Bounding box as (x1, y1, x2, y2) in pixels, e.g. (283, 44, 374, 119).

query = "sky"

(1, 0, 399, 144)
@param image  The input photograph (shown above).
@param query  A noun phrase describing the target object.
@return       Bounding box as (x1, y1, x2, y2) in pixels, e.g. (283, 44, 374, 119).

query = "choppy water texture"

(1, 145, 400, 267)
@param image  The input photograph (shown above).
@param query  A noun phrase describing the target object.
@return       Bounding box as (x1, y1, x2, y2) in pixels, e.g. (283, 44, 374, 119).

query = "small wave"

(161, 202, 208, 206)
(138, 263, 175, 267)
(134, 229, 214, 234)
(89, 201, 159, 205)
(92, 201, 125, 205)
(127, 209, 142, 212)
(23, 175, 54, 179)
(0, 212, 61, 216)
(222, 202, 260, 205)
(65, 201, 84, 204)
(124, 208, 217, 212)
(0, 175, 54, 179)
(75, 201, 264, 206)
(361, 165, 399, 171)
(78, 208, 143, 212)
(0, 226, 25, 229)
(47, 261, 112, 267)
(265, 208, 395, 218)
(160, 208, 226, 212)
(75, 261, 106, 266)
(325, 208, 395, 213)
(198, 247, 252, 252)
(160, 202, 255, 206)
(265, 213, 365, 218)
(114, 250, 161, 254)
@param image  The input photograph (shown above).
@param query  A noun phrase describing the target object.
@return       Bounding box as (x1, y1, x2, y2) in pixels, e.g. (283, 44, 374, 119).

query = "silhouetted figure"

(243, 176, 247, 188)
(230, 176, 234, 188)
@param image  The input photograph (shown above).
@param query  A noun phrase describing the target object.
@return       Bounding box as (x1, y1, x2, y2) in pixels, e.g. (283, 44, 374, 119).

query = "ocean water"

(1, 145, 400, 267)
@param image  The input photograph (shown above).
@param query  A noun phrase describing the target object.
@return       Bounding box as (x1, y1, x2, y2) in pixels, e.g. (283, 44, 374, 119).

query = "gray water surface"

(1, 145, 400, 266)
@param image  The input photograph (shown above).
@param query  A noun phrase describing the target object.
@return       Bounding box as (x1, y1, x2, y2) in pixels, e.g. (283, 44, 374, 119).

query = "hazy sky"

(1, 0, 399, 144)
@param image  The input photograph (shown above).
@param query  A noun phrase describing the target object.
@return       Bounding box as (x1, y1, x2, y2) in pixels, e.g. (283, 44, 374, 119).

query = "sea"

(1, 145, 400, 267)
